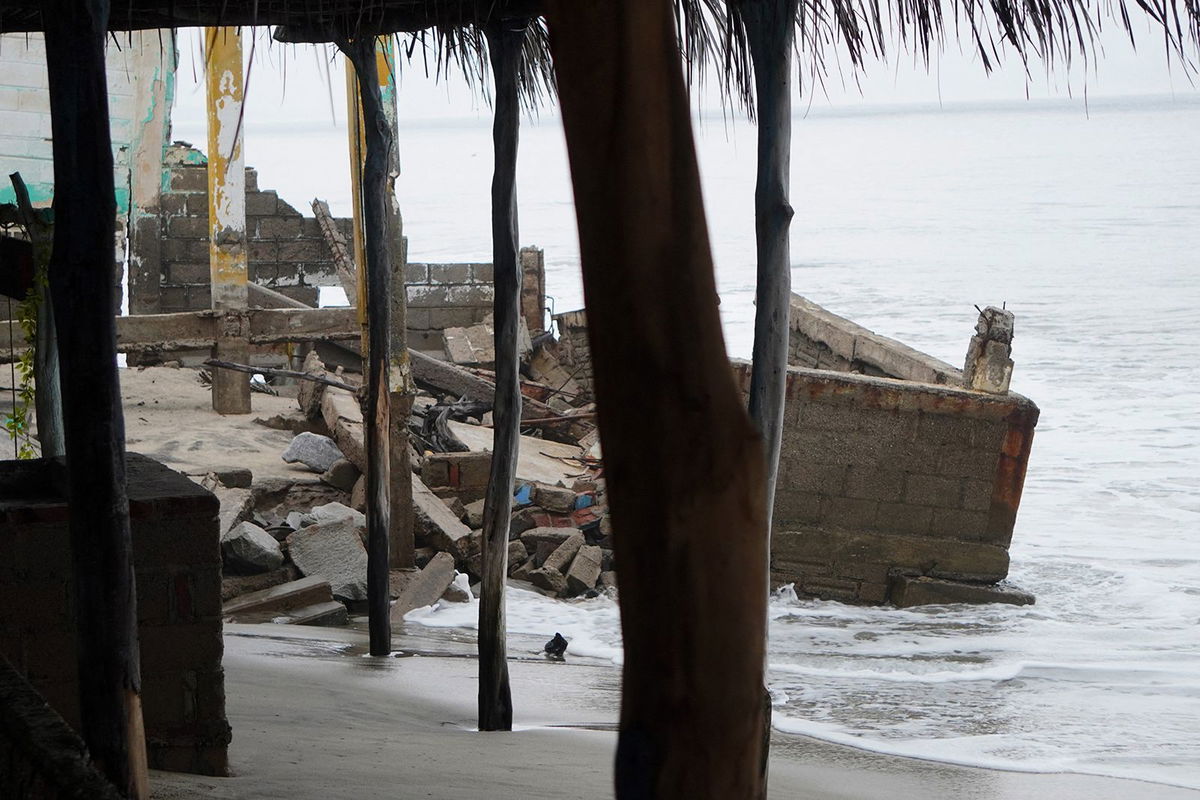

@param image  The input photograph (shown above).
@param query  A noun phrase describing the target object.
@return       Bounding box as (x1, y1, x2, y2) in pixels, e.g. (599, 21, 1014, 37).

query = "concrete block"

(874, 502, 933, 535)
(391, 552, 457, 620)
(286, 520, 369, 601)
(565, 545, 602, 596)
(890, 574, 1034, 608)
(844, 466, 903, 502)
(520, 526, 581, 555)
(543, 532, 584, 573)
(820, 496, 879, 529)
(464, 499, 486, 529)
(285, 600, 349, 626)
(529, 566, 567, 595)
(222, 575, 333, 619)
(214, 486, 253, 540)
(412, 474, 472, 558)
(532, 482, 577, 514)
(930, 508, 989, 540)
(904, 473, 960, 507)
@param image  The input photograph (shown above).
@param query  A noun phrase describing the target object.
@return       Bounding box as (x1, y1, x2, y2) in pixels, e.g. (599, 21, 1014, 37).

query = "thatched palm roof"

(0, 0, 1195, 108)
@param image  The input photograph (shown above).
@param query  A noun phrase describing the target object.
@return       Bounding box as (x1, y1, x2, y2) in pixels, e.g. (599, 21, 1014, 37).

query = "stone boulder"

(282, 432, 345, 473)
(222, 521, 285, 574)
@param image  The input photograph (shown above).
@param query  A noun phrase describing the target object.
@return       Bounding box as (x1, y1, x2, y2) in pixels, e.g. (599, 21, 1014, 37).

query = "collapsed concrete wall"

(135, 143, 353, 314)
(733, 294, 1039, 607)
(0, 453, 230, 775)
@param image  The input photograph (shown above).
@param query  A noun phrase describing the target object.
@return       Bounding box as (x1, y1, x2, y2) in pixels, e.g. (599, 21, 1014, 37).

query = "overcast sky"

(170, 20, 1199, 129)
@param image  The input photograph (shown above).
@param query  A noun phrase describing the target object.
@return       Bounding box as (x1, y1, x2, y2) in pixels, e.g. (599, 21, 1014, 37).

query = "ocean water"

(178, 92, 1200, 789)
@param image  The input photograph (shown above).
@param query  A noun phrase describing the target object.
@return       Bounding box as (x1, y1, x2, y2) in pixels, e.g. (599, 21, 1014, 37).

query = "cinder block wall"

(552, 309, 593, 398)
(0, 454, 230, 776)
(788, 294, 961, 385)
(146, 144, 351, 314)
(405, 261, 495, 351)
(735, 294, 1039, 605)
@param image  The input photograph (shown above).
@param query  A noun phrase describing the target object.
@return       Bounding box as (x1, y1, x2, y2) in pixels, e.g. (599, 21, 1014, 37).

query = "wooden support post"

(546, 0, 769, 795)
(378, 38, 416, 570)
(43, 0, 150, 795)
(341, 36, 393, 657)
(204, 27, 251, 414)
(477, 18, 528, 733)
(741, 2, 799, 793)
(345, 59, 369, 350)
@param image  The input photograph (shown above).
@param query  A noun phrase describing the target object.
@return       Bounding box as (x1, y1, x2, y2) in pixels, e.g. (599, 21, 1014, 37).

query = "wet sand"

(148, 624, 1199, 799)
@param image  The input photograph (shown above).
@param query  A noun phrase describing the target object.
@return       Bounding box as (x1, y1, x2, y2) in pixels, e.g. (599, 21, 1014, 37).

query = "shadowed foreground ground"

(146, 624, 1199, 799)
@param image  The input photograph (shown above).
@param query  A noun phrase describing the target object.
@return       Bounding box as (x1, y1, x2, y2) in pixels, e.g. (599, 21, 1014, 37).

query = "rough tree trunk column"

(204, 27, 251, 415)
(477, 17, 528, 733)
(741, 1, 799, 794)
(43, 0, 150, 795)
(342, 36, 393, 657)
(546, 1, 769, 796)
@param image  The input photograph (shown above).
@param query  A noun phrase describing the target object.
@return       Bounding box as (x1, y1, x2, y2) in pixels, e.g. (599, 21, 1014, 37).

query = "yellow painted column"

(345, 60, 369, 351)
(205, 26, 251, 414)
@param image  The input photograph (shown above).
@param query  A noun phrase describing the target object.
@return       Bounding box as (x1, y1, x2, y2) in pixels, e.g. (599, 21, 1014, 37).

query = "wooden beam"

(545, 0, 769, 795)
(740, 1, 799, 793)
(477, 16, 528, 733)
(246, 307, 361, 344)
(43, 0, 150, 795)
(205, 26, 251, 414)
(341, 35, 393, 658)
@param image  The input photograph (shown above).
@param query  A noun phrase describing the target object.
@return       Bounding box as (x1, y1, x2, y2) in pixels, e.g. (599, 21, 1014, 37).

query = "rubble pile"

(213, 332, 614, 628)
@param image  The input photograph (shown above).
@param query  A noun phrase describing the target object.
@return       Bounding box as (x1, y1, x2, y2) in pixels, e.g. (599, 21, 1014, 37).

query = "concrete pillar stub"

(205, 26, 250, 414)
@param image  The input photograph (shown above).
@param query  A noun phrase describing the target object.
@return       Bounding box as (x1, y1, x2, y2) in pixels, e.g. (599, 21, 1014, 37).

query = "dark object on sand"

(544, 633, 568, 660)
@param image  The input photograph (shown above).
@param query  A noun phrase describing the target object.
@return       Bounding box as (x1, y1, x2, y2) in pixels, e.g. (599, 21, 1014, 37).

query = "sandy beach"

(145, 623, 1200, 800)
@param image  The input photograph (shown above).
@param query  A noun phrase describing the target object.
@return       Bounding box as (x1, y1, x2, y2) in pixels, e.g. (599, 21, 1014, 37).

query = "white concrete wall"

(0, 32, 170, 210)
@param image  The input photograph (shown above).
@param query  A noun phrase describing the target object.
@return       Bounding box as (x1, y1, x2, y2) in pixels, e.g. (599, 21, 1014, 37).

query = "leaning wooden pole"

(742, 0, 797, 532)
(43, 0, 150, 795)
(341, 35, 393, 657)
(546, 1, 769, 796)
(477, 17, 527, 733)
(740, 1, 799, 794)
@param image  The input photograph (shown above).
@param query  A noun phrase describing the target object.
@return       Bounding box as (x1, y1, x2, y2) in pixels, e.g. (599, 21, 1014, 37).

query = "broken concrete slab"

(520, 526, 582, 556)
(511, 556, 536, 582)
(287, 520, 369, 601)
(412, 473, 472, 559)
(222, 575, 334, 621)
(447, 421, 587, 486)
(391, 552, 457, 621)
(215, 486, 254, 540)
(320, 387, 366, 473)
(443, 321, 496, 368)
(598, 571, 618, 592)
(565, 545, 602, 596)
(543, 532, 584, 574)
(282, 432, 345, 473)
(222, 521, 285, 574)
(221, 565, 300, 602)
(321, 458, 360, 492)
(285, 600, 349, 627)
(889, 575, 1035, 608)
(350, 475, 366, 512)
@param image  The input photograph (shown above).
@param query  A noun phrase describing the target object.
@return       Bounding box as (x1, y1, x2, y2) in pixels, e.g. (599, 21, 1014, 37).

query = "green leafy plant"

(4, 268, 45, 460)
